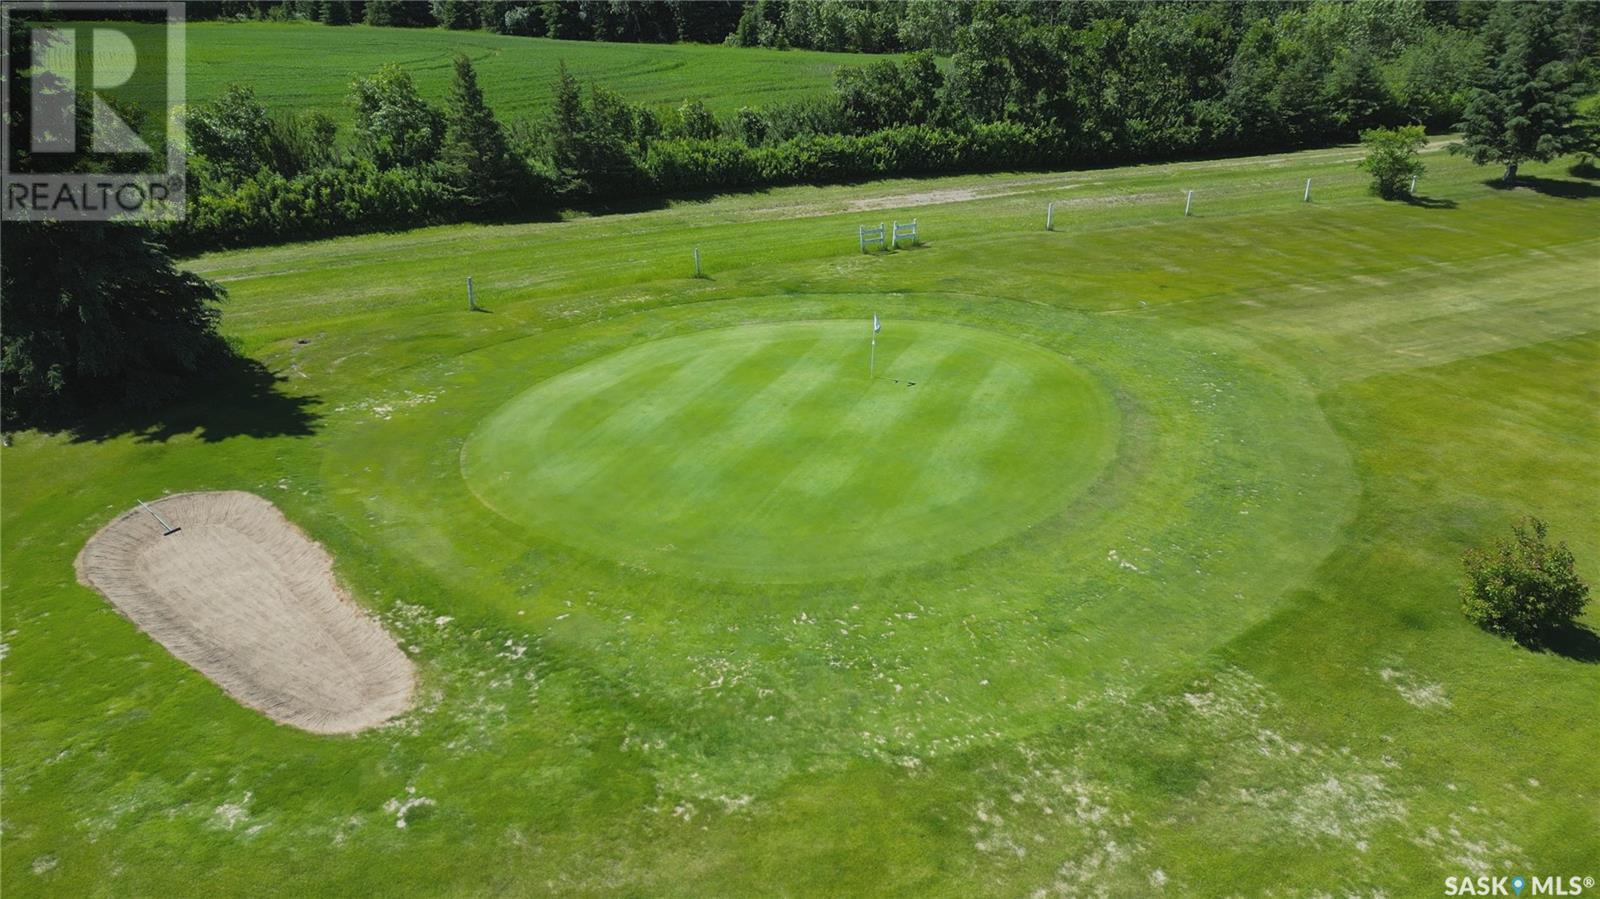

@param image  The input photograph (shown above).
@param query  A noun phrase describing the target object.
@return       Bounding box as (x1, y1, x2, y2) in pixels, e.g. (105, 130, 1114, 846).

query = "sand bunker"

(76, 491, 413, 735)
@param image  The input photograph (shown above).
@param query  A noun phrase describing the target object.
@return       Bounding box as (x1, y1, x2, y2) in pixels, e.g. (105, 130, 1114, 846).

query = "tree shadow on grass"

(1403, 194, 1458, 209)
(62, 355, 320, 444)
(1566, 159, 1599, 180)
(1528, 622, 1600, 664)
(1485, 176, 1600, 199)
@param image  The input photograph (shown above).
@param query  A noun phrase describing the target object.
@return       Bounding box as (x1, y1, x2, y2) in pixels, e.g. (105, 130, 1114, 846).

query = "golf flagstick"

(870, 313, 880, 378)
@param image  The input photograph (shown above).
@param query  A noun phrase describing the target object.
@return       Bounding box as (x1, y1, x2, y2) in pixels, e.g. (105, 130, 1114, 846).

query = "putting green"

(463, 319, 1119, 580)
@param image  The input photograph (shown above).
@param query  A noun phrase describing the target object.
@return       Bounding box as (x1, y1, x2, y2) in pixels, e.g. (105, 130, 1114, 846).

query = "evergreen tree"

(542, 62, 641, 196)
(545, 61, 588, 193)
(323, 0, 352, 25)
(1453, 3, 1587, 183)
(1325, 45, 1394, 133)
(1, 21, 229, 428)
(439, 55, 522, 208)
(2, 224, 228, 427)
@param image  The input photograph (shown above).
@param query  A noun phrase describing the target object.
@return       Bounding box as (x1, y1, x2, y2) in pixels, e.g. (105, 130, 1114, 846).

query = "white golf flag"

(869, 314, 880, 376)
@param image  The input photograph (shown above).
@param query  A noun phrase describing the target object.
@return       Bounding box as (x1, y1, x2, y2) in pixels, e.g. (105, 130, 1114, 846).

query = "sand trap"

(75, 491, 413, 735)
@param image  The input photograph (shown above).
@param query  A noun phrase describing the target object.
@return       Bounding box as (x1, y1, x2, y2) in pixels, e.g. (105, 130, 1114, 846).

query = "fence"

(859, 223, 886, 253)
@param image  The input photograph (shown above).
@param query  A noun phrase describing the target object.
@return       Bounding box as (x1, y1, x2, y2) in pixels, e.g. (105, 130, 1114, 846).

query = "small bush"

(1461, 517, 1590, 643)
(1358, 125, 1427, 199)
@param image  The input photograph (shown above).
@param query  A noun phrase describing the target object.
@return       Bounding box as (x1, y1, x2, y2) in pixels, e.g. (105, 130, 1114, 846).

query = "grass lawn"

(464, 319, 1119, 581)
(1, 142, 1596, 895)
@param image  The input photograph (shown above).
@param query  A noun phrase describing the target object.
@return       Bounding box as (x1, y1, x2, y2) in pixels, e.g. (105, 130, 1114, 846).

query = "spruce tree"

(1, 20, 228, 428)
(439, 55, 522, 209)
(2, 223, 228, 427)
(1452, 3, 1586, 183)
(545, 61, 588, 194)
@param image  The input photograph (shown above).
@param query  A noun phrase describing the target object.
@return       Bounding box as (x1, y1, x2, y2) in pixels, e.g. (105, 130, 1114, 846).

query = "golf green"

(463, 319, 1119, 580)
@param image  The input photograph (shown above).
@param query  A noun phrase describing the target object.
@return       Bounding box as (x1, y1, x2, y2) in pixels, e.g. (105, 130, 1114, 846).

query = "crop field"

(2, 143, 1597, 895)
(97, 21, 865, 126)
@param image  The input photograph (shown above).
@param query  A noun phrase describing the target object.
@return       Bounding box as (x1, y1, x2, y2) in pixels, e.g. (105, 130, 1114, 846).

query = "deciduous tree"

(349, 65, 444, 170)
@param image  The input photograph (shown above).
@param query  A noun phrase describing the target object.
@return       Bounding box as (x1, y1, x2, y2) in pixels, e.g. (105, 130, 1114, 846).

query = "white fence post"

(466, 276, 476, 311)
(1184, 190, 1193, 216)
(693, 247, 702, 277)
(859, 223, 886, 253)
(1046, 202, 1055, 231)
(890, 219, 918, 249)
(1410, 174, 1417, 194)
(1304, 178, 1312, 202)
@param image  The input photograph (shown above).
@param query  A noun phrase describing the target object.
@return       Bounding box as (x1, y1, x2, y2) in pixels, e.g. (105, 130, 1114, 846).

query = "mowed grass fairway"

(465, 320, 1118, 580)
(2, 143, 1597, 895)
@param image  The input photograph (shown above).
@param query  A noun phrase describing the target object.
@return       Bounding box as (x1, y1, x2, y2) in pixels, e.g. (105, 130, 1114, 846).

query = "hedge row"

(165, 123, 1090, 251)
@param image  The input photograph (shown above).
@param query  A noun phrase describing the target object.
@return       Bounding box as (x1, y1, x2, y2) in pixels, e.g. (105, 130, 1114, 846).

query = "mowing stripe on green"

(463, 319, 1119, 581)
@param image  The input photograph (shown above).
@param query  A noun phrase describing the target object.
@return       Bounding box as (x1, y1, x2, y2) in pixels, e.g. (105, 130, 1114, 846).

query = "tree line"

(177, 1, 1589, 64)
(162, 1, 1598, 252)
(185, 0, 747, 45)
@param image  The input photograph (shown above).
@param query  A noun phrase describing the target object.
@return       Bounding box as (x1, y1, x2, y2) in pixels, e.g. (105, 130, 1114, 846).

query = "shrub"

(162, 162, 461, 251)
(644, 139, 758, 193)
(1461, 518, 1590, 643)
(1357, 125, 1427, 199)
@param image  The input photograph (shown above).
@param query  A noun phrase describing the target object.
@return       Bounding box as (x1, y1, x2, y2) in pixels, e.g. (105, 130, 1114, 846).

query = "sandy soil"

(75, 491, 414, 735)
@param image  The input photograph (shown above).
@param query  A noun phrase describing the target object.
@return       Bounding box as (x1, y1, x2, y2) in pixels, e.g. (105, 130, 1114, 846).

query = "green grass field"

(465, 319, 1118, 580)
(160, 22, 860, 124)
(2, 142, 1597, 895)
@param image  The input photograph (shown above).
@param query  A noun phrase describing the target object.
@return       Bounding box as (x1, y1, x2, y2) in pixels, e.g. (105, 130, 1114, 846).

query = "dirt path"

(726, 138, 1459, 221)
